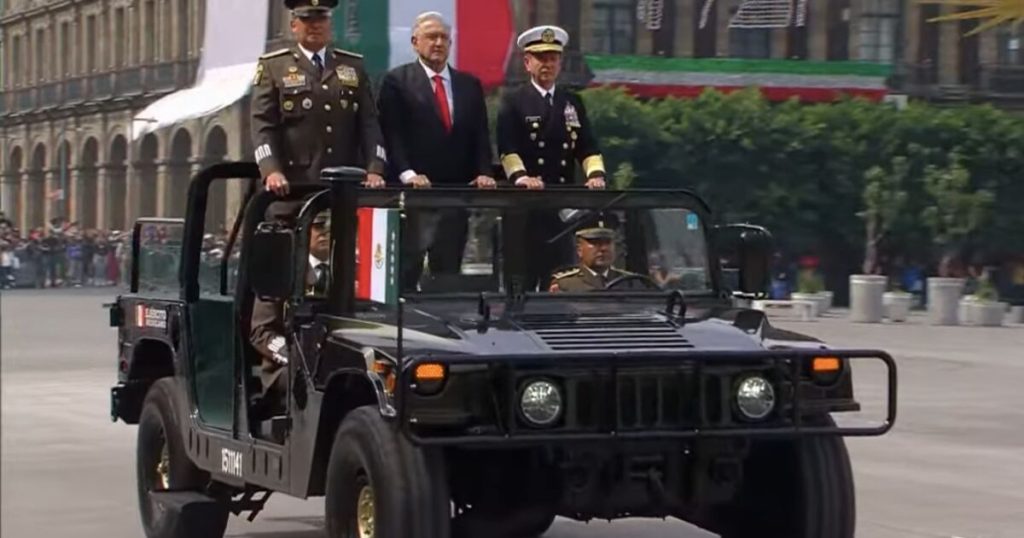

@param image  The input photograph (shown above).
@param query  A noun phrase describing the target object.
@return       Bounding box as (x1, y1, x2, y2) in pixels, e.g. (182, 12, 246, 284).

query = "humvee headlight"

(519, 380, 563, 427)
(735, 376, 775, 420)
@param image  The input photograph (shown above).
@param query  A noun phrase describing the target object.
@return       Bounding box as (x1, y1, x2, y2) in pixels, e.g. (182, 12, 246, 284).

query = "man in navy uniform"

(496, 25, 606, 189)
(496, 25, 607, 290)
(251, 0, 387, 197)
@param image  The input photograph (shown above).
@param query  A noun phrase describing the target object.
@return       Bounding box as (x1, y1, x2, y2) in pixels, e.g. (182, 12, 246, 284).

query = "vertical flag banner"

(356, 208, 399, 304)
(335, 0, 514, 89)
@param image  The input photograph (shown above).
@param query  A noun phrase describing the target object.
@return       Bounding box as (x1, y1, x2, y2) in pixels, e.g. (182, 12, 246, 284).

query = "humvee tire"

(325, 406, 451, 538)
(136, 379, 229, 538)
(707, 416, 855, 538)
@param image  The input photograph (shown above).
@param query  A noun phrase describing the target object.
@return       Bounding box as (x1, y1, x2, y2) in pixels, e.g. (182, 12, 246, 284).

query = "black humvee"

(109, 164, 896, 538)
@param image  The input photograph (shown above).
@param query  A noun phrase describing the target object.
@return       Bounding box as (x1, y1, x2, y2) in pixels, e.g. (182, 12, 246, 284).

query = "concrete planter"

(883, 292, 913, 322)
(927, 277, 965, 326)
(790, 293, 822, 317)
(961, 297, 1006, 327)
(849, 275, 886, 323)
(817, 291, 834, 313)
(1009, 306, 1024, 324)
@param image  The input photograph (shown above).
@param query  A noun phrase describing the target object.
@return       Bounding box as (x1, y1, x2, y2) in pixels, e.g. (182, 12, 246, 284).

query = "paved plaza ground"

(1, 289, 1022, 538)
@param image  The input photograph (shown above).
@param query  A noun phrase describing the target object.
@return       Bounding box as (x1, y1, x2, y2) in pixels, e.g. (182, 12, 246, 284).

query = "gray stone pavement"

(1, 289, 1022, 537)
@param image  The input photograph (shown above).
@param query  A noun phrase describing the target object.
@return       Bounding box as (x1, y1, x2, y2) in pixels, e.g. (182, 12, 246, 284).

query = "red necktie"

(433, 75, 452, 132)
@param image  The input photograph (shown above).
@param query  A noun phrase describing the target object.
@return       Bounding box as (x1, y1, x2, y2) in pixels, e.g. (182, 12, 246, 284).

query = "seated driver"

(549, 219, 632, 292)
(250, 211, 331, 408)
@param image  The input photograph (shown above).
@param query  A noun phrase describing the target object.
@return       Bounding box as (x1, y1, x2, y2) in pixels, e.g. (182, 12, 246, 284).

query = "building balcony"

(891, 62, 1024, 105)
(1, 59, 199, 117)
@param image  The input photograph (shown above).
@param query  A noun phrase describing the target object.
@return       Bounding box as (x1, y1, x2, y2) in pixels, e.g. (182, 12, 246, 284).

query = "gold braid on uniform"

(501, 153, 527, 180)
(333, 48, 364, 58)
(552, 268, 581, 280)
(583, 155, 606, 179)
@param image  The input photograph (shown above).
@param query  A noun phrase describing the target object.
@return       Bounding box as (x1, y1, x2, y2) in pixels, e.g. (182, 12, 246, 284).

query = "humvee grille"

(522, 314, 693, 351)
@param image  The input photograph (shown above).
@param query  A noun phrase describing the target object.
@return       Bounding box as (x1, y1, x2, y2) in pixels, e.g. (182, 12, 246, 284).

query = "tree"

(860, 157, 910, 275)
(920, 157, 995, 261)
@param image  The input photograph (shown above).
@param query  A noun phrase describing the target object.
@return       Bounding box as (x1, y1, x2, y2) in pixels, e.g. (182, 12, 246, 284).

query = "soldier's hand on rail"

(265, 172, 290, 196)
(470, 175, 497, 189)
(364, 173, 386, 189)
(516, 177, 545, 190)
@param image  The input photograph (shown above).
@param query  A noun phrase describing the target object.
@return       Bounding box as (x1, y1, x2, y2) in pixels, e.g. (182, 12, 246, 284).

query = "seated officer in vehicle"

(250, 211, 332, 405)
(549, 219, 633, 292)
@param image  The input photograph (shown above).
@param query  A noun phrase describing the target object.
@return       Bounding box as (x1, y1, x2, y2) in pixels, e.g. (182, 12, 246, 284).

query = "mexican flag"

(356, 208, 400, 305)
(334, 0, 515, 89)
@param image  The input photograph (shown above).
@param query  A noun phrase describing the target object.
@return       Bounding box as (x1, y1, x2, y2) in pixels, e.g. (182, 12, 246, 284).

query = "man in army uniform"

(251, 0, 387, 197)
(496, 25, 607, 189)
(549, 219, 633, 292)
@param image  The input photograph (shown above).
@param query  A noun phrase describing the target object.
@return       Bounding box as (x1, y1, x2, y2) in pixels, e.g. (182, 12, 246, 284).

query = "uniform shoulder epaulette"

(259, 48, 290, 60)
(334, 48, 363, 59)
(552, 268, 581, 280)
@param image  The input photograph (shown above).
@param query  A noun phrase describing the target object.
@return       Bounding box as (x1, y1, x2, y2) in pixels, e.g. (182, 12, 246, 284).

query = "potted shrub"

(851, 160, 908, 323)
(961, 274, 1006, 326)
(883, 281, 914, 323)
(791, 268, 825, 317)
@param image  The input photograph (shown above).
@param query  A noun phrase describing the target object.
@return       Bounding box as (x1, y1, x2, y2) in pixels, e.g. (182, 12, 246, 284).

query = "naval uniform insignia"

(354, 102, 359, 112)
(337, 65, 359, 87)
(283, 73, 307, 88)
(530, 133, 537, 141)
(288, 66, 298, 73)
(283, 100, 294, 111)
(340, 99, 349, 109)
(564, 104, 582, 128)
(302, 97, 313, 110)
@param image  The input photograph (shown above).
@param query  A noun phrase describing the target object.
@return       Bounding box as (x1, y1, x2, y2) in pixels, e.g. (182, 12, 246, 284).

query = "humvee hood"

(332, 301, 810, 359)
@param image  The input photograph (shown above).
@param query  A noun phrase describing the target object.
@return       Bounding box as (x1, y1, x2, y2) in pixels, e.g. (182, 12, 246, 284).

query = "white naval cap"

(516, 25, 569, 54)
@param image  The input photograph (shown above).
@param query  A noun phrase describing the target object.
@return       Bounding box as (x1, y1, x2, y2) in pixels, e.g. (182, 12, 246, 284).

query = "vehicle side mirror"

(248, 222, 296, 300)
(714, 224, 773, 297)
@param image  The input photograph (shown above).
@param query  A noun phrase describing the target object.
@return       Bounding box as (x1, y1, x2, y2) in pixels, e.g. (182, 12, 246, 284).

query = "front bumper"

(396, 349, 897, 446)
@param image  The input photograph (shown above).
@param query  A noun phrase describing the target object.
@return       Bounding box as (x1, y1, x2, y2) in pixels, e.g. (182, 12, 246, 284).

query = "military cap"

(517, 25, 569, 54)
(312, 210, 331, 226)
(575, 214, 618, 241)
(285, 0, 336, 17)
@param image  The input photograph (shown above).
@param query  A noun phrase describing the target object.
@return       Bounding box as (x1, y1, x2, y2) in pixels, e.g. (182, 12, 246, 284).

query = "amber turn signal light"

(414, 363, 446, 382)
(813, 357, 841, 373)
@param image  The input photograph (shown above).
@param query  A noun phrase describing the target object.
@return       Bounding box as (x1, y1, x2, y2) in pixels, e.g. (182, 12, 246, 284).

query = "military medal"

(340, 100, 349, 109)
(353, 102, 359, 112)
(283, 100, 294, 111)
(337, 65, 359, 87)
(302, 97, 313, 110)
(530, 133, 537, 141)
(283, 72, 307, 88)
(564, 104, 581, 128)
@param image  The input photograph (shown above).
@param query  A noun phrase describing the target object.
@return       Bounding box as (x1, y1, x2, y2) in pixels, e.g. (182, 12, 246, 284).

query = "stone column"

(19, 174, 30, 232)
(44, 170, 60, 225)
(809, 0, 828, 61)
(847, 0, 862, 61)
(675, 0, 694, 58)
(125, 158, 142, 225)
(715, 1, 730, 57)
(905, 3, 921, 65)
(96, 166, 109, 230)
(938, 8, 959, 84)
(66, 168, 80, 223)
(0, 172, 18, 218)
(155, 160, 170, 217)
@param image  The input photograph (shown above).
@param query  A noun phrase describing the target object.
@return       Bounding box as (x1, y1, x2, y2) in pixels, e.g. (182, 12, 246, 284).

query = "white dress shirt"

(297, 43, 328, 69)
(532, 79, 556, 103)
(400, 60, 456, 184)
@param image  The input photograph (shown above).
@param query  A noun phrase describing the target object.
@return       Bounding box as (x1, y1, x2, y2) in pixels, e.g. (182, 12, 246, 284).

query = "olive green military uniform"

(550, 266, 632, 292)
(251, 45, 387, 184)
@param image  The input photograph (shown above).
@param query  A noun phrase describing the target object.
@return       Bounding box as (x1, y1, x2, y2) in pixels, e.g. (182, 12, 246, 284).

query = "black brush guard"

(396, 349, 897, 446)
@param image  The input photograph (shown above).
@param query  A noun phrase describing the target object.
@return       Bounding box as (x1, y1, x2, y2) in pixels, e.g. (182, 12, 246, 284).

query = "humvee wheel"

(705, 416, 855, 538)
(325, 406, 450, 538)
(136, 379, 229, 538)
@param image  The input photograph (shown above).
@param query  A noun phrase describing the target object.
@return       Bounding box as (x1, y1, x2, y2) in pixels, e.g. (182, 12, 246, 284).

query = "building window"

(997, 27, 1023, 66)
(12, 34, 21, 86)
(114, 9, 127, 67)
(858, 0, 899, 63)
(592, 0, 636, 54)
(163, 0, 173, 60)
(86, 15, 98, 72)
(34, 28, 46, 81)
(145, 0, 156, 62)
(59, 21, 72, 76)
(730, 29, 772, 59)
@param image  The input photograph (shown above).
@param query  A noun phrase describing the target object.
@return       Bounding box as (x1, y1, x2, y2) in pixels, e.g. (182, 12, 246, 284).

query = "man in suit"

(496, 25, 608, 290)
(250, 211, 331, 406)
(251, 0, 387, 201)
(377, 11, 496, 290)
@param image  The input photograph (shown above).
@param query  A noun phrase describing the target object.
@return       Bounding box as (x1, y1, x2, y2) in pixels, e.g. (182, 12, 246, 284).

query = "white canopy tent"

(133, 0, 269, 139)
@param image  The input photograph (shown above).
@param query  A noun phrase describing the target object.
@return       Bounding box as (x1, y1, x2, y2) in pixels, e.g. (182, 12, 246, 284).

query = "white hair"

(412, 11, 451, 37)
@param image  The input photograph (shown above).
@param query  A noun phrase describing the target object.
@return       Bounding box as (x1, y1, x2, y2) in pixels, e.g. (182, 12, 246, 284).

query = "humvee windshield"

(345, 190, 715, 300)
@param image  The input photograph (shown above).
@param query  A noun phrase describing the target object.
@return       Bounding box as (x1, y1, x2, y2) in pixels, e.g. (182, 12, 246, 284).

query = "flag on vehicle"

(335, 0, 515, 89)
(356, 207, 399, 305)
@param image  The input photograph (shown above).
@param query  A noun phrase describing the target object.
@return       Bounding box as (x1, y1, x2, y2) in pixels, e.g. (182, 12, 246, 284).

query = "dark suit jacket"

(377, 61, 493, 185)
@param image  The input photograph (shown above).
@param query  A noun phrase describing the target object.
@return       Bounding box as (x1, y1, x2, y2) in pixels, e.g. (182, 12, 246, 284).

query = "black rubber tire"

(136, 378, 229, 538)
(708, 416, 856, 538)
(324, 405, 450, 538)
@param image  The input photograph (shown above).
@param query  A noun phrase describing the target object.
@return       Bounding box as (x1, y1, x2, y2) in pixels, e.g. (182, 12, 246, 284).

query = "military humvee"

(109, 164, 896, 538)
